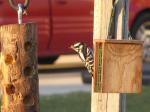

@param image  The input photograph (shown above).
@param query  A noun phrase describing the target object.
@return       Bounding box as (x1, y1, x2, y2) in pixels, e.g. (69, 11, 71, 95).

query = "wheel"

(130, 12, 150, 62)
(81, 69, 91, 84)
(38, 56, 59, 64)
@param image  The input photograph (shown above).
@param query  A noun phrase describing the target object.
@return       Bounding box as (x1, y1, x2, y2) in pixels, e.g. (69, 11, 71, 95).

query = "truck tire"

(81, 69, 91, 84)
(38, 56, 59, 64)
(130, 12, 150, 62)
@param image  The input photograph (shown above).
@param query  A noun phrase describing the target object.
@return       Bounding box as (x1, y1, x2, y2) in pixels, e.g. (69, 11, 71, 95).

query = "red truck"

(0, 0, 150, 63)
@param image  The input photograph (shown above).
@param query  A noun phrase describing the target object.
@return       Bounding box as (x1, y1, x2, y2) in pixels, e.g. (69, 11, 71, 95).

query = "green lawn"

(127, 86, 150, 112)
(40, 86, 150, 112)
(40, 92, 91, 112)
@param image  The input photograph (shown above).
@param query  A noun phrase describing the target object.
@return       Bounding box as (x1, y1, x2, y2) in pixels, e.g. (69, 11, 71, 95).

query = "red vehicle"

(0, 0, 150, 63)
(129, 0, 150, 62)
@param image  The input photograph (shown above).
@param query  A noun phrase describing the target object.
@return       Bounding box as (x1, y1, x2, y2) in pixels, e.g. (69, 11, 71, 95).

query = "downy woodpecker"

(70, 42, 94, 77)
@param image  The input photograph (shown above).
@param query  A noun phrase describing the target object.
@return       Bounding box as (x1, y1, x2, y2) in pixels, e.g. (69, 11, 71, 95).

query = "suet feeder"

(94, 39, 143, 93)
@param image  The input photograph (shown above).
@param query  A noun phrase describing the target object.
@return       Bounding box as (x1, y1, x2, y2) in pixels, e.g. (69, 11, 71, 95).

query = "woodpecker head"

(70, 42, 86, 53)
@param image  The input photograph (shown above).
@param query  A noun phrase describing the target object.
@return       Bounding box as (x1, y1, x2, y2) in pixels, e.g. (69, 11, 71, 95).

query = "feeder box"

(94, 39, 143, 93)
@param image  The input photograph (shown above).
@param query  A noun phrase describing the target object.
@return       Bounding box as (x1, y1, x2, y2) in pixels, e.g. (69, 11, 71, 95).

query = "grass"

(40, 86, 150, 112)
(127, 86, 150, 112)
(40, 92, 91, 112)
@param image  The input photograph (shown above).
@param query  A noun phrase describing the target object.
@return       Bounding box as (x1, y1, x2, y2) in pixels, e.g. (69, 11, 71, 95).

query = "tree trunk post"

(0, 23, 39, 112)
(92, 0, 129, 112)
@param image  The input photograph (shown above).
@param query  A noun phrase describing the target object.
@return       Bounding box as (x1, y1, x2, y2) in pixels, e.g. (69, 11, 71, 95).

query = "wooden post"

(0, 23, 39, 112)
(92, 0, 128, 112)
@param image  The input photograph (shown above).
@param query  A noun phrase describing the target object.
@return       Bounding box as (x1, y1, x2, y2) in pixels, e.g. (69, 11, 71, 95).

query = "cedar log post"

(0, 23, 39, 112)
(92, 0, 128, 112)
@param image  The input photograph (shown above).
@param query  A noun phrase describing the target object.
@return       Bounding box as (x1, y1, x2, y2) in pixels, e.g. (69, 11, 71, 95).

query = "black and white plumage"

(70, 42, 94, 76)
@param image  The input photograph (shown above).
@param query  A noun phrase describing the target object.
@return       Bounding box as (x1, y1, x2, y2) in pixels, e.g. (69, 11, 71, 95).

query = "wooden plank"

(94, 39, 143, 44)
(94, 40, 143, 93)
(0, 23, 39, 112)
(93, 0, 113, 39)
(92, 0, 122, 112)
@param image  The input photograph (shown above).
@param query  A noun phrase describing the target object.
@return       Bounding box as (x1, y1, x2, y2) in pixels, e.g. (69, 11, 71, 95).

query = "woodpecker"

(70, 42, 94, 77)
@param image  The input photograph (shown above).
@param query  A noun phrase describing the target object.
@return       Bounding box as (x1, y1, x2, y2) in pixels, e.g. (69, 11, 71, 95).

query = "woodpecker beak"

(70, 45, 77, 52)
(69, 45, 74, 49)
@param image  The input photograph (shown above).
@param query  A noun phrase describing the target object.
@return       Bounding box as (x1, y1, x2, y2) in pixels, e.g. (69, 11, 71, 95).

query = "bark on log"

(0, 23, 39, 112)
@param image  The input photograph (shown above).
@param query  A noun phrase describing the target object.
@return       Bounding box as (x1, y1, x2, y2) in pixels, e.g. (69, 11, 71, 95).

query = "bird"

(70, 42, 94, 77)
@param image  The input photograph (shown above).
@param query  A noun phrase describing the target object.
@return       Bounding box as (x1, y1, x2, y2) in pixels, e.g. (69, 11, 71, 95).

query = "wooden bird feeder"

(94, 39, 143, 93)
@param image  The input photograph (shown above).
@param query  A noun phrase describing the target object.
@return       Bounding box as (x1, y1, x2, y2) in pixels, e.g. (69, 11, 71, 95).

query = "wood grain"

(0, 23, 39, 112)
(94, 40, 143, 93)
(92, 0, 122, 112)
